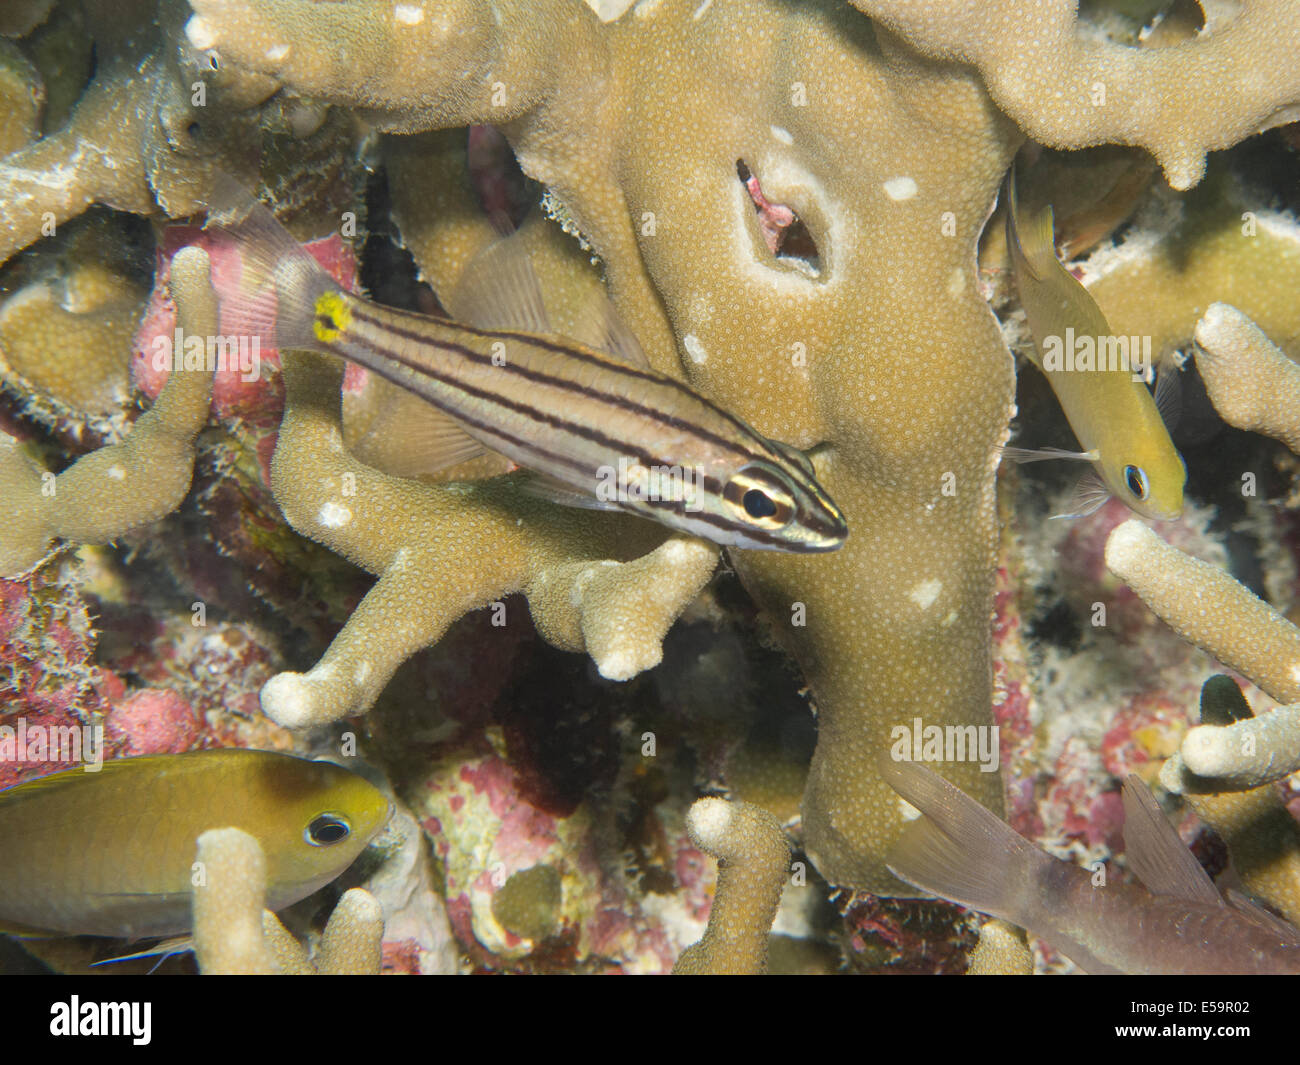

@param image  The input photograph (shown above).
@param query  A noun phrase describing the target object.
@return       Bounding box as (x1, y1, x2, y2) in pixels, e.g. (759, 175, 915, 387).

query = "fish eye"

(724, 465, 795, 529)
(1124, 464, 1149, 500)
(305, 813, 351, 846)
(742, 488, 778, 519)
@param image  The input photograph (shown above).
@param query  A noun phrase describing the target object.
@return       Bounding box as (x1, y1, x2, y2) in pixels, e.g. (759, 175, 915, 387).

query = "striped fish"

(200, 183, 847, 553)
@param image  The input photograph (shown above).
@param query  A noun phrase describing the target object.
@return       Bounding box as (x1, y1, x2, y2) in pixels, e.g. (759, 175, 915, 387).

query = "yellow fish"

(1003, 167, 1185, 520)
(0, 749, 392, 939)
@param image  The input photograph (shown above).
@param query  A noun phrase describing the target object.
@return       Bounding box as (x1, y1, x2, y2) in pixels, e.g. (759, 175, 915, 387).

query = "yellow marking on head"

(313, 291, 351, 344)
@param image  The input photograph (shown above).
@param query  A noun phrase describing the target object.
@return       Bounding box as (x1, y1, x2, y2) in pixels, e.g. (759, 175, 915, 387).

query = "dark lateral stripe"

(340, 325, 728, 493)
(337, 338, 591, 479)
(344, 298, 777, 458)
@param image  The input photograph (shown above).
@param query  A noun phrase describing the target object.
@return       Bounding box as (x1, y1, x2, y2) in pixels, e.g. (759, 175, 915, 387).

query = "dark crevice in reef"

(1027, 596, 1083, 653)
(358, 166, 441, 316)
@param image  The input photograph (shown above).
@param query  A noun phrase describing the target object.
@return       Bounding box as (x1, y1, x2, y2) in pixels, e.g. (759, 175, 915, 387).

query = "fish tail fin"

(200, 172, 342, 354)
(880, 755, 1046, 922)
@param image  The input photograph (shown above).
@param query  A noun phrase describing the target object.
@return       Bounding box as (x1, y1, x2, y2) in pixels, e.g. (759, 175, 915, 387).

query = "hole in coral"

(186, 121, 202, 141)
(736, 159, 820, 274)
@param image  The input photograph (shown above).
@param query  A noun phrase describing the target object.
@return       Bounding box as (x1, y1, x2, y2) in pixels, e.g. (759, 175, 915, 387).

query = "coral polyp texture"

(2, 0, 1300, 977)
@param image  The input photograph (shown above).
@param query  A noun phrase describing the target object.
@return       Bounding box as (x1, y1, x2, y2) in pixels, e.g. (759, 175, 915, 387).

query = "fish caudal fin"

(200, 172, 342, 355)
(880, 755, 1046, 924)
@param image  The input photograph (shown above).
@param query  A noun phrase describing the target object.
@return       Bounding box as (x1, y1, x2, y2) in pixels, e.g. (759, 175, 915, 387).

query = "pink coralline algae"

(132, 227, 356, 424)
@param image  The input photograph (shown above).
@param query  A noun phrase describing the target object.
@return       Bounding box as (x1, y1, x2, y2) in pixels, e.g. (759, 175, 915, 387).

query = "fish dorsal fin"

(447, 230, 650, 369)
(1121, 775, 1222, 906)
(445, 231, 552, 333)
(0, 755, 168, 808)
(346, 374, 487, 476)
(1224, 890, 1300, 943)
(1199, 673, 1254, 726)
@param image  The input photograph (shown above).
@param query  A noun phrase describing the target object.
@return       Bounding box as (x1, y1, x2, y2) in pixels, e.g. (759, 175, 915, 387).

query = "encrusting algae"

(2, 0, 1300, 975)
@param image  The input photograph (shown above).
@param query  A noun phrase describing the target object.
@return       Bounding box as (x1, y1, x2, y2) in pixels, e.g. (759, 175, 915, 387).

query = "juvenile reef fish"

(881, 756, 1300, 974)
(1003, 167, 1185, 520)
(0, 749, 392, 939)
(200, 181, 847, 552)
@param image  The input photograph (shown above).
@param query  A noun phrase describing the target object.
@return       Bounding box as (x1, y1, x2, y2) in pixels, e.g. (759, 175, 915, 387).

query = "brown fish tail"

(880, 755, 1047, 923)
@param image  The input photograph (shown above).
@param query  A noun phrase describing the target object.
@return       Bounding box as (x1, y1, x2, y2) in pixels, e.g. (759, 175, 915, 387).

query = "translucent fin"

(518, 472, 619, 511)
(590, 298, 650, 368)
(347, 375, 487, 477)
(1224, 891, 1300, 942)
(1153, 358, 1182, 432)
(446, 229, 651, 369)
(1121, 775, 1221, 906)
(445, 231, 552, 333)
(879, 755, 1043, 916)
(999, 445, 1099, 464)
(1050, 468, 1110, 519)
(881, 755, 1126, 975)
(91, 936, 195, 967)
(201, 172, 341, 354)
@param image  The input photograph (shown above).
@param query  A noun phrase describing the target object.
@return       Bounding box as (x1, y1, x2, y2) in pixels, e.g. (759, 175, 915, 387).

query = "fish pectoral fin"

(517, 472, 620, 512)
(346, 376, 489, 476)
(1120, 775, 1222, 906)
(1153, 357, 1183, 432)
(445, 230, 552, 333)
(999, 445, 1099, 464)
(91, 936, 196, 967)
(1049, 468, 1111, 520)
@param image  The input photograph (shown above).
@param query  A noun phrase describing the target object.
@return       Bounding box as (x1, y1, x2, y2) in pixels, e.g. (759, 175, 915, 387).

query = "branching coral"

(260, 346, 719, 729)
(187, 0, 1019, 895)
(674, 797, 790, 974)
(966, 918, 1033, 976)
(193, 827, 383, 974)
(0, 245, 216, 576)
(1105, 520, 1300, 707)
(5, 0, 1300, 976)
(1106, 521, 1300, 925)
(1194, 303, 1300, 455)
(0, 216, 149, 421)
(851, 0, 1300, 190)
